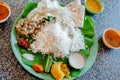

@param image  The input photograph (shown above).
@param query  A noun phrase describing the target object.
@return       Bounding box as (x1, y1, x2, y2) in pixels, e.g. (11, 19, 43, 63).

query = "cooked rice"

(29, 0, 85, 58)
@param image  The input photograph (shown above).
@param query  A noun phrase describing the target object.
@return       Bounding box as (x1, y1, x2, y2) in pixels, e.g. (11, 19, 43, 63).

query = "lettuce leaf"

(84, 36, 93, 48)
(22, 2, 38, 18)
(81, 16, 94, 38)
(80, 16, 95, 58)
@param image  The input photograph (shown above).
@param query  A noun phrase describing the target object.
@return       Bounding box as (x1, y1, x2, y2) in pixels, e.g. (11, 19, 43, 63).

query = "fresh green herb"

(17, 35, 35, 44)
(42, 16, 56, 23)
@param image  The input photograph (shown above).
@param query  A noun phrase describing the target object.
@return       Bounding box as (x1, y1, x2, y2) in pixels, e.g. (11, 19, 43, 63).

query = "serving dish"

(103, 28, 120, 49)
(11, 1, 98, 80)
(85, 0, 104, 14)
(0, 1, 11, 23)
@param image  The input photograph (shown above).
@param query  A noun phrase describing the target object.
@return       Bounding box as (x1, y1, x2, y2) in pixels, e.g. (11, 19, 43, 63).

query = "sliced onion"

(22, 53, 35, 61)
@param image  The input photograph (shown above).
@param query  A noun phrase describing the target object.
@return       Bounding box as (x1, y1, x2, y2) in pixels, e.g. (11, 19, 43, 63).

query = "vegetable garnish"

(32, 64, 44, 73)
(43, 16, 56, 23)
(22, 53, 34, 61)
(18, 38, 29, 49)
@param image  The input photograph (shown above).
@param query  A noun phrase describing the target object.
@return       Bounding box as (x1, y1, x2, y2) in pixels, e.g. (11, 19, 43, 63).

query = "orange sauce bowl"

(103, 28, 120, 49)
(0, 2, 11, 23)
(85, 0, 104, 14)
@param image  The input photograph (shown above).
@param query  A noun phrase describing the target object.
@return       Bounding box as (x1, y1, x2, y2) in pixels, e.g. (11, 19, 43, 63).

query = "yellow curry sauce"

(86, 0, 102, 12)
(0, 2, 9, 20)
(105, 29, 120, 48)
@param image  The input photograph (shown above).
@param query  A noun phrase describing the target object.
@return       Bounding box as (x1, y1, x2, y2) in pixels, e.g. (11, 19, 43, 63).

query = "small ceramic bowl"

(0, 2, 11, 23)
(103, 28, 120, 49)
(85, 0, 104, 14)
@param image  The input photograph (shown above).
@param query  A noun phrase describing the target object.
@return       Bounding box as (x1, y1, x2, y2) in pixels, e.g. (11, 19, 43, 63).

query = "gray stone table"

(0, 0, 120, 80)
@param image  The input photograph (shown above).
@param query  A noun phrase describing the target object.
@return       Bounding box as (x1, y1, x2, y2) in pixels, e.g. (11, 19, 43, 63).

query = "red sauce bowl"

(0, 2, 11, 23)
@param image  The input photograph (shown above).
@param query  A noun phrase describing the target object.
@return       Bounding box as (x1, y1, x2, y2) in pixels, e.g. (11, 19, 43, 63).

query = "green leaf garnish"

(22, 53, 43, 66)
(70, 69, 81, 77)
(22, 2, 38, 18)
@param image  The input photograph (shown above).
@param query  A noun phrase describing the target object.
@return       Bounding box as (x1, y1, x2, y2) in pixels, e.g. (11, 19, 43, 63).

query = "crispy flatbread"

(67, 0, 85, 28)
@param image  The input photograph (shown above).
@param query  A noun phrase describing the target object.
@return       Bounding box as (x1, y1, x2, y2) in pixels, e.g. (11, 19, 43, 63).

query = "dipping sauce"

(86, 0, 102, 13)
(0, 4, 9, 20)
(104, 29, 120, 48)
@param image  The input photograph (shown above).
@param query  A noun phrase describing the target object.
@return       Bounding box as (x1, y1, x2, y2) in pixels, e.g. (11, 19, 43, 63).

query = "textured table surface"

(0, 0, 120, 80)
